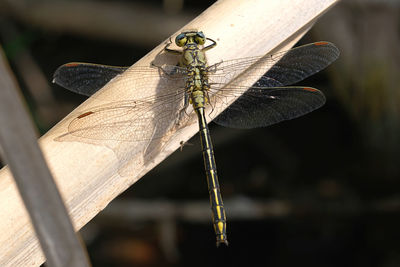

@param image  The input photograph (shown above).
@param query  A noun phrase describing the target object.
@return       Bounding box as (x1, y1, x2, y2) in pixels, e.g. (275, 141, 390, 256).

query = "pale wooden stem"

(0, 0, 339, 265)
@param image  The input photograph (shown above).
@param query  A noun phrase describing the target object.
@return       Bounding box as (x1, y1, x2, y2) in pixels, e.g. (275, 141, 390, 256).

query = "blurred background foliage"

(1, 0, 399, 266)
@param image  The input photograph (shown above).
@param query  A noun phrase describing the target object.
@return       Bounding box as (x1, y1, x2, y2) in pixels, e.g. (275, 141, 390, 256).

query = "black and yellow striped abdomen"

(195, 106, 228, 246)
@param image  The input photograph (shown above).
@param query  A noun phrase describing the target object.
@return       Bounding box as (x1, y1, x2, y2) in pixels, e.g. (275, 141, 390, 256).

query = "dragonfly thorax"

(180, 47, 207, 68)
(179, 37, 210, 111)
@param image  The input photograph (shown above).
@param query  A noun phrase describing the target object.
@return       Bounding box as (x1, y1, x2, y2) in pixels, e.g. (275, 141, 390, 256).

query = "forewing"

(53, 63, 189, 101)
(259, 42, 339, 86)
(53, 63, 128, 96)
(207, 42, 339, 90)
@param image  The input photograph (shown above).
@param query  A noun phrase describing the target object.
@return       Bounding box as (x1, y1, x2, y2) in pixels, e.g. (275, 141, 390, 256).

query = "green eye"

(175, 33, 187, 47)
(195, 32, 206, 45)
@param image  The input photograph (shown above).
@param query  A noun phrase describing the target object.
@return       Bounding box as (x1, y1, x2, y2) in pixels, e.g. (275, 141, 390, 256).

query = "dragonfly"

(53, 31, 339, 246)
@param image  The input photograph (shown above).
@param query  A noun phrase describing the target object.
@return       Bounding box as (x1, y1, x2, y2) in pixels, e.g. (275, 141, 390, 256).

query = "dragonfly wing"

(213, 87, 325, 129)
(53, 63, 189, 100)
(260, 42, 339, 86)
(53, 63, 128, 96)
(208, 42, 339, 90)
(64, 90, 189, 142)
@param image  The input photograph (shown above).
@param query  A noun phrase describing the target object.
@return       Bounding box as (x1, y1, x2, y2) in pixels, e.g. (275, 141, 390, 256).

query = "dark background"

(1, 0, 399, 266)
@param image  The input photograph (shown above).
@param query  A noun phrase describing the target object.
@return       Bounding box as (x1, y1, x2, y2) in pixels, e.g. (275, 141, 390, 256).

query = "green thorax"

(180, 41, 209, 109)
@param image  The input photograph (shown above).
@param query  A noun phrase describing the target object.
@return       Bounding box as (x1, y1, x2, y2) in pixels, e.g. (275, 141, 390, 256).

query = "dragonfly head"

(175, 31, 206, 47)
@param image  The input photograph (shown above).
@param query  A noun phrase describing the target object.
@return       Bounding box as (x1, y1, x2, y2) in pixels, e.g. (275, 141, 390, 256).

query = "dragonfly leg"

(175, 93, 191, 127)
(163, 40, 182, 55)
(203, 37, 217, 52)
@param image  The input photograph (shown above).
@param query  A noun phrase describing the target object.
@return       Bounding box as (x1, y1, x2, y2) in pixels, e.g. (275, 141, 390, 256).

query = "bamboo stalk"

(0, 0, 339, 265)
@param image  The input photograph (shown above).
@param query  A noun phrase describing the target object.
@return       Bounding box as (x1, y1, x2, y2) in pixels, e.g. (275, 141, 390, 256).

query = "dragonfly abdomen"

(195, 107, 228, 246)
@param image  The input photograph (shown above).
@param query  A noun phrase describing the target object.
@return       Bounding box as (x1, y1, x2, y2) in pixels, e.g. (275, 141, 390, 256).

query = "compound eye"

(195, 32, 206, 45)
(175, 33, 187, 47)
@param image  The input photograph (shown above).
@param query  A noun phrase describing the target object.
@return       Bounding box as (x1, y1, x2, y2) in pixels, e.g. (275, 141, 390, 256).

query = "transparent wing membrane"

(53, 63, 128, 96)
(213, 87, 325, 128)
(67, 92, 188, 142)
